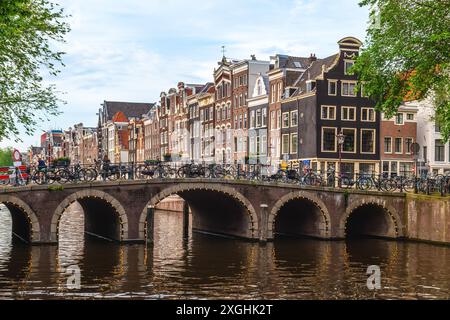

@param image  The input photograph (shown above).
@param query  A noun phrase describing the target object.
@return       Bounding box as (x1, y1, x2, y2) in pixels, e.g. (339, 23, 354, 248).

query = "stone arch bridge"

(0, 179, 407, 244)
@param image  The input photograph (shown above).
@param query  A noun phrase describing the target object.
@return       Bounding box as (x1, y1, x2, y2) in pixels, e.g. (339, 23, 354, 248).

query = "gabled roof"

(291, 53, 339, 97)
(104, 101, 155, 121)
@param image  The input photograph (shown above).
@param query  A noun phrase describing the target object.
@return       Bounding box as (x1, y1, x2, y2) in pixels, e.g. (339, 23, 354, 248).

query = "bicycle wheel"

(381, 178, 397, 192)
(135, 165, 145, 179)
(107, 170, 120, 181)
(177, 166, 188, 178)
(202, 167, 211, 178)
(214, 166, 225, 179)
(403, 178, 417, 193)
(357, 177, 372, 190)
(80, 168, 97, 182)
(33, 171, 47, 185)
(56, 169, 70, 184)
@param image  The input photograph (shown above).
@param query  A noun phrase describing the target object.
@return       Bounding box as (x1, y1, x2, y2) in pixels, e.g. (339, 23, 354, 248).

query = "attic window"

(294, 62, 302, 68)
(306, 81, 316, 93)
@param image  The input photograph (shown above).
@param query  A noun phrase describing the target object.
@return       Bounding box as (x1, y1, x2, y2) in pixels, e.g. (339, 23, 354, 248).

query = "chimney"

(309, 53, 317, 63)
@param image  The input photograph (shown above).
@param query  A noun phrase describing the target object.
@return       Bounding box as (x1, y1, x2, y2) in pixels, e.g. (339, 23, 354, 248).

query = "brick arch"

(268, 191, 331, 239)
(139, 183, 259, 240)
(51, 190, 128, 242)
(339, 198, 404, 238)
(0, 195, 40, 242)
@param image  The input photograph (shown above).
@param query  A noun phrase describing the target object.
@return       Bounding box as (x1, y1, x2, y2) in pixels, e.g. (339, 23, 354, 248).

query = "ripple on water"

(0, 205, 449, 299)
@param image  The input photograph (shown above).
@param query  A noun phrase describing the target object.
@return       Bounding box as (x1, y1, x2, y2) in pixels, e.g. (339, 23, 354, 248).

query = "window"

(328, 80, 337, 96)
(306, 81, 316, 93)
(361, 129, 375, 153)
(342, 81, 356, 97)
(395, 138, 403, 153)
(435, 140, 445, 161)
(270, 111, 276, 130)
(435, 121, 442, 133)
(261, 135, 267, 154)
(407, 113, 415, 121)
(277, 110, 281, 129)
(291, 111, 298, 127)
(277, 83, 282, 101)
(384, 137, 392, 153)
(262, 108, 267, 127)
(361, 108, 375, 122)
(282, 134, 290, 155)
(256, 109, 262, 128)
(395, 113, 404, 125)
(271, 84, 276, 103)
(244, 113, 247, 129)
(405, 138, 413, 154)
(344, 60, 355, 75)
(360, 163, 375, 175)
(250, 111, 255, 129)
(341, 106, 356, 121)
(342, 129, 356, 153)
(321, 106, 336, 120)
(290, 133, 298, 154)
(322, 127, 337, 152)
(423, 146, 427, 162)
(282, 112, 290, 128)
(249, 136, 255, 154)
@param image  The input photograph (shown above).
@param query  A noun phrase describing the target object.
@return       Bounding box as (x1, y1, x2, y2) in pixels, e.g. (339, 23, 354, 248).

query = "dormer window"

(306, 80, 316, 93)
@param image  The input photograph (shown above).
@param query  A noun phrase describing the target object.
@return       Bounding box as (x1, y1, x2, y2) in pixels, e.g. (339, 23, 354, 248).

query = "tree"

(0, 148, 13, 167)
(0, 0, 70, 141)
(353, 0, 450, 141)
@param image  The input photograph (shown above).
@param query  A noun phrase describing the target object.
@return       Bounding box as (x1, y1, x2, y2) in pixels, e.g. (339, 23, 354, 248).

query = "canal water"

(0, 204, 449, 299)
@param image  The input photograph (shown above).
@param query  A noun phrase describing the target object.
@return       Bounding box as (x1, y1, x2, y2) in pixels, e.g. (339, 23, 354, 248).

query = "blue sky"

(1, 0, 371, 151)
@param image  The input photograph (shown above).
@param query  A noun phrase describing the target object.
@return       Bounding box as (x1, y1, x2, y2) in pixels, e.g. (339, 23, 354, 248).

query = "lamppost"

(336, 131, 346, 187)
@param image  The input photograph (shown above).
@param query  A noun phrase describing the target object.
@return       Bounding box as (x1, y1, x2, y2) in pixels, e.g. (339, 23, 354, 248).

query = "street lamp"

(336, 131, 346, 187)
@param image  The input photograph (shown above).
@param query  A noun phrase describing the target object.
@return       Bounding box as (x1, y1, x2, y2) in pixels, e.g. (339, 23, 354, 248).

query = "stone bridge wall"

(0, 179, 433, 244)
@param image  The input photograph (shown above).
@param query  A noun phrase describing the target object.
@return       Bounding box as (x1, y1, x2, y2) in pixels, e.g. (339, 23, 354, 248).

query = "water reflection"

(0, 204, 449, 299)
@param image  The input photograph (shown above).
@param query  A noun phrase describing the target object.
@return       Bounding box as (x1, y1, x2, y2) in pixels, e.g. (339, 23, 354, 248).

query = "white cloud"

(0, 0, 370, 151)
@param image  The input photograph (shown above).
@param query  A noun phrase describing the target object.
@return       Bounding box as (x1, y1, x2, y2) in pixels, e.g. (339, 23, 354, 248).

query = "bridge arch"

(268, 191, 331, 239)
(0, 195, 40, 243)
(340, 198, 404, 239)
(52, 190, 128, 242)
(139, 183, 259, 240)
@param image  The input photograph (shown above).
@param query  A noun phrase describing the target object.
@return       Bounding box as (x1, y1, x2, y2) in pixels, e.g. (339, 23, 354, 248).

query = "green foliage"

(48, 185, 64, 191)
(0, 148, 13, 167)
(0, 0, 70, 141)
(353, 0, 450, 141)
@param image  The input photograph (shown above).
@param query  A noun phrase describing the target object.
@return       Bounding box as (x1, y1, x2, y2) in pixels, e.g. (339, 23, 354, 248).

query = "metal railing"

(2, 161, 449, 196)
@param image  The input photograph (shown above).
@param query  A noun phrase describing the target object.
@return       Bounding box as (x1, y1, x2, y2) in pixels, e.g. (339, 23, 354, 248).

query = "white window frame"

(361, 107, 376, 122)
(394, 137, 403, 154)
(290, 133, 298, 154)
(384, 136, 393, 154)
(341, 81, 357, 97)
(341, 128, 357, 154)
(328, 80, 337, 96)
(344, 59, 355, 75)
(282, 112, 290, 128)
(321, 127, 337, 153)
(282, 134, 290, 155)
(290, 110, 298, 127)
(360, 129, 376, 154)
(341, 106, 356, 121)
(321, 105, 336, 120)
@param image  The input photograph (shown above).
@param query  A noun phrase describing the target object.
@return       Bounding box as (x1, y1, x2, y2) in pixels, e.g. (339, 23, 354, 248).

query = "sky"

(1, 0, 371, 151)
